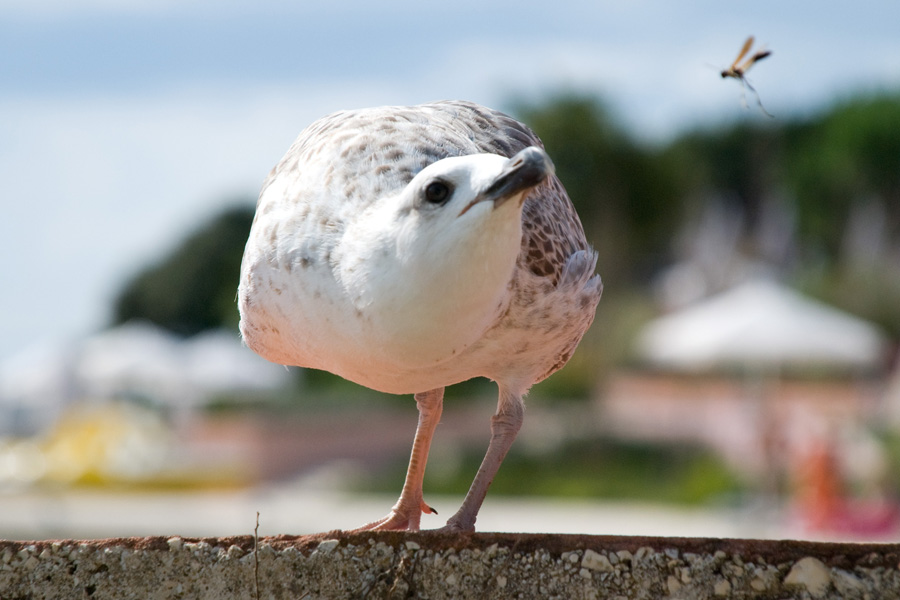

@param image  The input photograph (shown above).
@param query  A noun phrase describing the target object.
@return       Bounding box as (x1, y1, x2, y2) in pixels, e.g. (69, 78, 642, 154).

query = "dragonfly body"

(720, 36, 773, 117)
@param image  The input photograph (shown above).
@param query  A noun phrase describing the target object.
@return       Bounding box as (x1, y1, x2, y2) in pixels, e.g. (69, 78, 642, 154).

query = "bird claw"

(432, 514, 475, 534)
(432, 523, 474, 535)
(351, 499, 437, 532)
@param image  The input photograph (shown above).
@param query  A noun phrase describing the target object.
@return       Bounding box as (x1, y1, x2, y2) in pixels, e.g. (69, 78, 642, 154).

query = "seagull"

(238, 101, 602, 532)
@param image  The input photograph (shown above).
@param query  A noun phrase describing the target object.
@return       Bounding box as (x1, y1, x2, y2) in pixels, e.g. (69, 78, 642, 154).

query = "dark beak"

(458, 146, 554, 216)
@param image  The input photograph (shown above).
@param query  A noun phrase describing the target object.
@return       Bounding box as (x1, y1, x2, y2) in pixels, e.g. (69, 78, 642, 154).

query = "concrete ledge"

(2, 531, 898, 599)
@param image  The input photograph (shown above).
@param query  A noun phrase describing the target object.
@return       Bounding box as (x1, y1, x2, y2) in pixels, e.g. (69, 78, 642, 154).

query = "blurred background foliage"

(357, 437, 744, 506)
(113, 203, 255, 337)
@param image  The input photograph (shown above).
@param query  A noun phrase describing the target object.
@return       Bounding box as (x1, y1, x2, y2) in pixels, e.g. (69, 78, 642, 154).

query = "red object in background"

(795, 437, 900, 539)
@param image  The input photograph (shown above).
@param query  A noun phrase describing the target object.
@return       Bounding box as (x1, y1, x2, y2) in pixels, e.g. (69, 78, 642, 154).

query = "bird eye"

(424, 181, 452, 204)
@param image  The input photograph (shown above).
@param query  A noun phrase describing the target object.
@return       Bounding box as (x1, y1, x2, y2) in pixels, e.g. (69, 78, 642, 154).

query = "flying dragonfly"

(720, 36, 773, 117)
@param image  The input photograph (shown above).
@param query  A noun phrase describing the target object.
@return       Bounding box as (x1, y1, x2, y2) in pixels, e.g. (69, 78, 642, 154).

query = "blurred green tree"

(513, 94, 686, 283)
(661, 123, 782, 235)
(782, 93, 900, 260)
(112, 203, 255, 336)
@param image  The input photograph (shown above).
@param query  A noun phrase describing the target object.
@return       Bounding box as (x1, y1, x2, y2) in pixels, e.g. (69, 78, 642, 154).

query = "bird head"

(393, 145, 554, 255)
(338, 146, 554, 365)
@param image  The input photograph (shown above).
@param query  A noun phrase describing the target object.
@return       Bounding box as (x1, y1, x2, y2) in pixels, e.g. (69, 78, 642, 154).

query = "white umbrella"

(77, 321, 185, 401)
(0, 339, 77, 409)
(184, 329, 293, 396)
(76, 322, 291, 406)
(636, 279, 887, 372)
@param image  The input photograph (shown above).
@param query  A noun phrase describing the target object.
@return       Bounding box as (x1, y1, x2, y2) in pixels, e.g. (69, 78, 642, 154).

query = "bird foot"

(432, 515, 476, 534)
(350, 499, 437, 532)
(432, 523, 475, 534)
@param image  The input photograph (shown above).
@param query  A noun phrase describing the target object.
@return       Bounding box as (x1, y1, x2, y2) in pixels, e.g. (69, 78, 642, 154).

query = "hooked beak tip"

(458, 147, 553, 216)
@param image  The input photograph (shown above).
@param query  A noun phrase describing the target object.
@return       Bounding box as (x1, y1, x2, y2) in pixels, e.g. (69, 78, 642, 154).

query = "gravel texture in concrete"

(2, 531, 899, 599)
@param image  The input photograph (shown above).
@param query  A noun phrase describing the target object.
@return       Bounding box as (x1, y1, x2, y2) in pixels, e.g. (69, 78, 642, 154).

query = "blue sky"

(2, 0, 900, 363)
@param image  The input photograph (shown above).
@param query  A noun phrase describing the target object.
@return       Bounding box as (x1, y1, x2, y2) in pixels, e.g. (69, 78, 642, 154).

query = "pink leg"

(441, 386, 524, 533)
(352, 387, 444, 532)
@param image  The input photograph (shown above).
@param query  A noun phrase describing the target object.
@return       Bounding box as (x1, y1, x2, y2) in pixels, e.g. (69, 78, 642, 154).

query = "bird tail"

(560, 249, 603, 297)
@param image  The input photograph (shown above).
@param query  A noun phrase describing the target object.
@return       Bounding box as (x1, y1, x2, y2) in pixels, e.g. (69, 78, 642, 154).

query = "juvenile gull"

(238, 101, 602, 532)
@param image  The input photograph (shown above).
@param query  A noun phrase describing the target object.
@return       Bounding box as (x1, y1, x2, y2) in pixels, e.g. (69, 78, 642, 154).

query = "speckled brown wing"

(429, 101, 591, 287)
